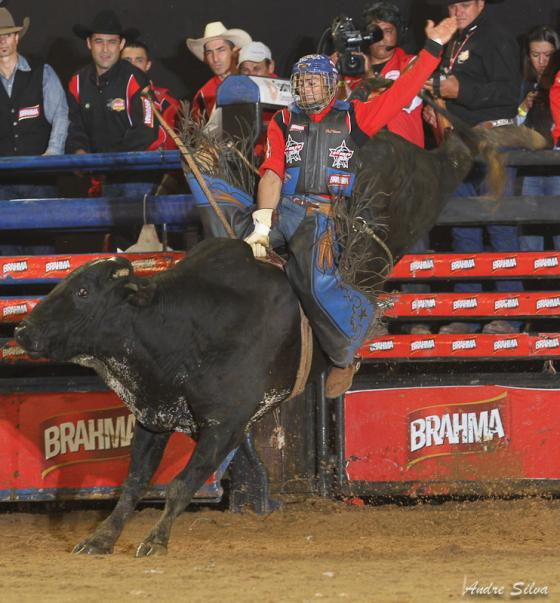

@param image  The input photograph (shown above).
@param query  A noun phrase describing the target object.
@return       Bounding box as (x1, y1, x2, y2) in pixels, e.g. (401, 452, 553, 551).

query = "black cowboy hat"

(73, 9, 139, 40)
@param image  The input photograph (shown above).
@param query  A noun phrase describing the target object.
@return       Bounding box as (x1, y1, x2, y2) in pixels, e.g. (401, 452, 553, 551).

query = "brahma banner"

(345, 385, 560, 489)
(0, 391, 226, 501)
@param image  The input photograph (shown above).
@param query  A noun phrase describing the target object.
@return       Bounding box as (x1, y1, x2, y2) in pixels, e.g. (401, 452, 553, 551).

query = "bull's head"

(14, 256, 155, 361)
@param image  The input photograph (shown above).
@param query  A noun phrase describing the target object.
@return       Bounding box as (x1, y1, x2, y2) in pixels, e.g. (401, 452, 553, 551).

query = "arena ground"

(1, 496, 557, 602)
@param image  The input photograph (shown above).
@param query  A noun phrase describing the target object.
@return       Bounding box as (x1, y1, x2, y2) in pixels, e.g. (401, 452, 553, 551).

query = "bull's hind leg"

(73, 422, 171, 555)
(136, 424, 244, 557)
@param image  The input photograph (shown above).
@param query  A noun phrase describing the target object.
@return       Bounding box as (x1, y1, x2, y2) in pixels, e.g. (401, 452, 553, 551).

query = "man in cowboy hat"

(66, 10, 162, 158)
(424, 0, 524, 336)
(187, 21, 251, 123)
(0, 5, 67, 159)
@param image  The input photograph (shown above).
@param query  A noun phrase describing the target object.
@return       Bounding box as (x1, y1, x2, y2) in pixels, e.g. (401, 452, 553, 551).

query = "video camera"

(331, 15, 383, 76)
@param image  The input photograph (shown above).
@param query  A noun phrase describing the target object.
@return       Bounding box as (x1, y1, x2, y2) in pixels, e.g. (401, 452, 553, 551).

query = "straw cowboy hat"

(186, 21, 251, 62)
(0, 7, 30, 38)
(73, 9, 139, 40)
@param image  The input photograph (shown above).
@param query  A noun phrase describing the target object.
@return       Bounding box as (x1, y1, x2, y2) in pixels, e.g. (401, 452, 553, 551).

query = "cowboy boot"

(325, 357, 361, 398)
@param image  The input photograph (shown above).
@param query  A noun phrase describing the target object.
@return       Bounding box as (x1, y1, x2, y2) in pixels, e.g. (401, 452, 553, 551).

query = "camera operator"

(337, 2, 425, 148)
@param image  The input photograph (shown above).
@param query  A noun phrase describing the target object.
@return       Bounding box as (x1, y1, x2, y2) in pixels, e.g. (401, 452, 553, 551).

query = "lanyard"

(447, 27, 477, 72)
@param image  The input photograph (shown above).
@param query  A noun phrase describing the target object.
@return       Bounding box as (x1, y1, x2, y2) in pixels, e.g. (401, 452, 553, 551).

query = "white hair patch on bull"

(248, 388, 291, 427)
(72, 354, 197, 434)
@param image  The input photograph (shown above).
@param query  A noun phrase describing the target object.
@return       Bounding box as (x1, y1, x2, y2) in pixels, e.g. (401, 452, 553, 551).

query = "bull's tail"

(422, 91, 548, 198)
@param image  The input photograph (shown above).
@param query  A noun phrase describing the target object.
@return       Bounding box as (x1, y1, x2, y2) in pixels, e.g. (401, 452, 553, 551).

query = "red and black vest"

(277, 101, 368, 197)
(0, 60, 50, 156)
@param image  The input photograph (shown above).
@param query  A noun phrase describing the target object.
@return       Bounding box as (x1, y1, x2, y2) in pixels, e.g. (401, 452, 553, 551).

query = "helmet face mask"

(290, 54, 339, 113)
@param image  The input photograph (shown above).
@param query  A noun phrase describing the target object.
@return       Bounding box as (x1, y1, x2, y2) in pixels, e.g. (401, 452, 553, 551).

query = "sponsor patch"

(328, 173, 350, 188)
(18, 105, 40, 121)
(328, 139, 354, 169)
(108, 98, 126, 112)
(289, 124, 305, 131)
(458, 50, 470, 63)
(142, 97, 153, 126)
(285, 135, 304, 164)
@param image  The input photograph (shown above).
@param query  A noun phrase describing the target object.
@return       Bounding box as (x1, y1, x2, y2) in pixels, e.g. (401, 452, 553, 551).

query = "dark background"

(12, 0, 560, 100)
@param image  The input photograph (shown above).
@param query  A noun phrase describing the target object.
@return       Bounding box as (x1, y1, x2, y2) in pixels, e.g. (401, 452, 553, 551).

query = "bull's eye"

(76, 287, 89, 298)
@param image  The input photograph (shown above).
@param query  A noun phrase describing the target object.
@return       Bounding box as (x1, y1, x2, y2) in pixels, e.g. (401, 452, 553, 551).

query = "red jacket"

(191, 75, 221, 124)
(262, 47, 439, 180)
(153, 84, 181, 150)
(345, 47, 424, 147)
(551, 69, 560, 147)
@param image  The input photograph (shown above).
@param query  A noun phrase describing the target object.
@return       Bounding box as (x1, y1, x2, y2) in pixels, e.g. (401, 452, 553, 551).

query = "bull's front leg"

(136, 424, 243, 557)
(73, 422, 171, 555)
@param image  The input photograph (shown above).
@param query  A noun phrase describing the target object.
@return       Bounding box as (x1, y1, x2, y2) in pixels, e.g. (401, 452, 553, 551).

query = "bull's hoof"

(72, 538, 113, 555)
(135, 541, 168, 557)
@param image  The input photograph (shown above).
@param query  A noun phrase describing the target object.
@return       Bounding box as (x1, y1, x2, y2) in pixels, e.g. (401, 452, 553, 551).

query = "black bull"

(15, 125, 543, 556)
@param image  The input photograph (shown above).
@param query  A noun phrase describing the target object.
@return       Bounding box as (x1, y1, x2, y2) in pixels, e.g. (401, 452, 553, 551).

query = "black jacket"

(440, 10, 521, 126)
(66, 59, 158, 153)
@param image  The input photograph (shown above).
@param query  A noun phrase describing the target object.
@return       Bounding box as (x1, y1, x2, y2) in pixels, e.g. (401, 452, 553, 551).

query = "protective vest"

(278, 101, 368, 197)
(0, 60, 50, 156)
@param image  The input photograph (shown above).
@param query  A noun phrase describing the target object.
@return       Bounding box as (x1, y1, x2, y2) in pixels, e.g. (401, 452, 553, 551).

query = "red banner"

(379, 292, 560, 318)
(0, 391, 224, 500)
(0, 252, 184, 282)
(345, 386, 560, 487)
(388, 252, 560, 280)
(359, 333, 560, 359)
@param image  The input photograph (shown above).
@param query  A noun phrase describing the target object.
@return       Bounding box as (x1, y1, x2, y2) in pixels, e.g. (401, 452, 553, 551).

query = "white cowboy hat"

(186, 21, 252, 62)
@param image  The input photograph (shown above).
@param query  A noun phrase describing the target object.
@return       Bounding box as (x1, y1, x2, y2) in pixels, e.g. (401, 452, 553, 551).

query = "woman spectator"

(518, 26, 560, 197)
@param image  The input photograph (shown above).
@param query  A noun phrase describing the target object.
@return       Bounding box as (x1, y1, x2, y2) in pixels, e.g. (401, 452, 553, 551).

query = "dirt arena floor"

(0, 496, 558, 603)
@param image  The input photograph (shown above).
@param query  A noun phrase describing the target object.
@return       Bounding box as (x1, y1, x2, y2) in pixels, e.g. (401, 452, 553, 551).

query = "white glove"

(244, 208, 273, 258)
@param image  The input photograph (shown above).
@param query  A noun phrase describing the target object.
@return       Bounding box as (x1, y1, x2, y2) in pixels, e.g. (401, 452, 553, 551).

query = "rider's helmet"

(290, 54, 339, 113)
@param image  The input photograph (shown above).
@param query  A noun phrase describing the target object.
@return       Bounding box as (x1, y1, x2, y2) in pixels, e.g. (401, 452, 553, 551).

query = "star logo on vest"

(329, 139, 354, 169)
(285, 135, 304, 164)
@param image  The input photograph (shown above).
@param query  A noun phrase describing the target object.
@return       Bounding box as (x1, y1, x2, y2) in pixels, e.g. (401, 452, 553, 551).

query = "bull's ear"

(123, 281, 157, 307)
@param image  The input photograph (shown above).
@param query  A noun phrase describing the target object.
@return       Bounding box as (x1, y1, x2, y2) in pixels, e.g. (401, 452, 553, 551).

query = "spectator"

(516, 26, 560, 253)
(238, 41, 276, 76)
(186, 21, 251, 123)
(66, 10, 163, 198)
(361, 2, 431, 334)
(552, 51, 560, 147)
(0, 5, 68, 256)
(0, 6, 67, 159)
(425, 0, 522, 335)
(121, 40, 181, 150)
(360, 2, 425, 148)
